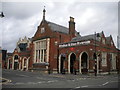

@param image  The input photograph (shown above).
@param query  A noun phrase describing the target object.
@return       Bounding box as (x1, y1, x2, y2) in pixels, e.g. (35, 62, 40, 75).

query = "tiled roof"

(47, 21, 80, 37)
(72, 32, 102, 42)
(47, 21, 69, 34)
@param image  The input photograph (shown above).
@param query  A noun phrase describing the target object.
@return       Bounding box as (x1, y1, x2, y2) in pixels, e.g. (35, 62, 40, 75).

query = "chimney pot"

(70, 16, 74, 22)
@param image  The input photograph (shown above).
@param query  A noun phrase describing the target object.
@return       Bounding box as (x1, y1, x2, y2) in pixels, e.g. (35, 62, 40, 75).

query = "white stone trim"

(12, 54, 19, 70)
(43, 49, 44, 62)
(7, 59, 10, 69)
(12, 57, 14, 70)
(33, 42, 36, 63)
(33, 39, 48, 64)
(40, 50, 42, 63)
(46, 38, 50, 63)
(26, 57, 30, 70)
(22, 58, 24, 70)
(19, 61, 21, 70)
(58, 55, 61, 73)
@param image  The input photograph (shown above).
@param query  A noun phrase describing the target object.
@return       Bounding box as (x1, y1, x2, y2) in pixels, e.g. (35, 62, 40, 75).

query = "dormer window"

(41, 27, 45, 33)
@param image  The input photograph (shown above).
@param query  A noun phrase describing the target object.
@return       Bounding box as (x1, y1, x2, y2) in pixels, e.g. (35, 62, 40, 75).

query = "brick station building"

(58, 32, 119, 74)
(6, 9, 120, 74)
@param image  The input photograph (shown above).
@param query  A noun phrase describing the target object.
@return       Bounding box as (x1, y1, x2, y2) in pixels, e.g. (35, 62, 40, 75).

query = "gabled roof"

(47, 21, 80, 37)
(106, 36, 111, 44)
(7, 53, 12, 56)
(47, 21, 69, 34)
(106, 35, 115, 46)
(72, 32, 102, 42)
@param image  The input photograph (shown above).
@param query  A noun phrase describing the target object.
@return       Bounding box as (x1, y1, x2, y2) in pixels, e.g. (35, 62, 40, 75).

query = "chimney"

(69, 17, 75, 38)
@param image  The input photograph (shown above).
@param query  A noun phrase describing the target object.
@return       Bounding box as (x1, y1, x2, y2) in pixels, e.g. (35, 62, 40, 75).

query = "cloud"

(1, 2, 118, 52)
(3, 2, 42, 19)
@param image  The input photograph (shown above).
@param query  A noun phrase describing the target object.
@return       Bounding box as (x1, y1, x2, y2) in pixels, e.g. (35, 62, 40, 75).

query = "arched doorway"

(8, 59, 11, 69)
(14, 55, 19, 70)
(81, 52, 88, 74)
(70, 53, 76, 74)
(59, 54, 66, 74)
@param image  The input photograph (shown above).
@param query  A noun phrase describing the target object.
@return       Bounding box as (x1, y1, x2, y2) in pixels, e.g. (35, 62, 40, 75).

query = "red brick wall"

(59, 39, 118, 73)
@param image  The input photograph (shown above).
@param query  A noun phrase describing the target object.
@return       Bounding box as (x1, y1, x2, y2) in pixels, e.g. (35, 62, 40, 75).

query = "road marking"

(47, 80, 55, 83)
(75, 86, 80, 88)
(81, 85, 88, 88)
(102, 82, 109, 86)
(15, 82, 24, 85)
(27, 82, 36, 84)
(80, 78, 86, 80)
(16, 74, 29, 77)
(0, 77, 12, 85)
(38, 82, 42, 84)
(109, 81, 118, 83)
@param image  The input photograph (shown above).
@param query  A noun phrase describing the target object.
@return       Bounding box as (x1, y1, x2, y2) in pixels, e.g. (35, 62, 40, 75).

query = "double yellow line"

(0, 77, 12, 85)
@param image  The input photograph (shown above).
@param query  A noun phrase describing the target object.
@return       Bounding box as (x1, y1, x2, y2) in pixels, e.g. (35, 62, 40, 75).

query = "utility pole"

(94, 32, 97, 76)
(94, 32, 100, 76)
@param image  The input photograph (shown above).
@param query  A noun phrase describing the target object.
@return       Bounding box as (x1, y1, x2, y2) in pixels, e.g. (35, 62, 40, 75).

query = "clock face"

(41, 27, 45, 33)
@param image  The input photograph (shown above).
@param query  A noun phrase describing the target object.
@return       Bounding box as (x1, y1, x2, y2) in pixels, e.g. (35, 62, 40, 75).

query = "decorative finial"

(44, 6, 45, 9)
(43, 6, 46, 20)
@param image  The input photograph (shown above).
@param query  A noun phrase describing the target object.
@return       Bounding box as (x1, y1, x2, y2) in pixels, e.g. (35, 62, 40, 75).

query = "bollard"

(74, 69, 77, 75)
(62, 69, 65, 74)
(94, 69, 97, 76)
(48, 69, 51, 74)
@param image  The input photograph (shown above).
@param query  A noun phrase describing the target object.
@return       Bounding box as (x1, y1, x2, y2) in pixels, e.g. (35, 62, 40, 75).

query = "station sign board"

(59, 41, 90, 48)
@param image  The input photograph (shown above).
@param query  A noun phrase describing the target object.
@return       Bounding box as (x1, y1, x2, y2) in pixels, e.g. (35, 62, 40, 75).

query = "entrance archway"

(14, 55, 19, 70)
(70, 53, 76, 74)
(8, 59, 11, 69)
(80, 52, 88, 74)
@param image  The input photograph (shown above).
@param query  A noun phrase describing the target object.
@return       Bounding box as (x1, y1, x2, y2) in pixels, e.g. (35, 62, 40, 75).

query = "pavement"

(46, 72, 119, 79)
(2, 69, 119, 88)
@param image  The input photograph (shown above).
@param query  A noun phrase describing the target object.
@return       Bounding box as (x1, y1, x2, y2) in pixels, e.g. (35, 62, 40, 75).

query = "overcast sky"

(0, 1, 119, 52)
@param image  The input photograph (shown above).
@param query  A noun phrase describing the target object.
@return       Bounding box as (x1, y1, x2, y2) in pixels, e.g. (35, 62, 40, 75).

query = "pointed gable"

(106, 35, 115, 47)
(106, 36, 111, 44)
(100, 31, 106, 44)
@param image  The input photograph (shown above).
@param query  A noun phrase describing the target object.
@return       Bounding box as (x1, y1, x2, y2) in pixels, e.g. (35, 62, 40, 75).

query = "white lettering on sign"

(59, 41, 90, 48)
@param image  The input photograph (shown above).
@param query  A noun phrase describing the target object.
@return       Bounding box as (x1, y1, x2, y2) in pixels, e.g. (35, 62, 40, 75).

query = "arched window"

(14, 55, 18, 60)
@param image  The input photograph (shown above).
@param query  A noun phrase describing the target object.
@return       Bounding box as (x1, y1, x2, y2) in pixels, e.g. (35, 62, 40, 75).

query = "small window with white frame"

(41, 27, 45, 33)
